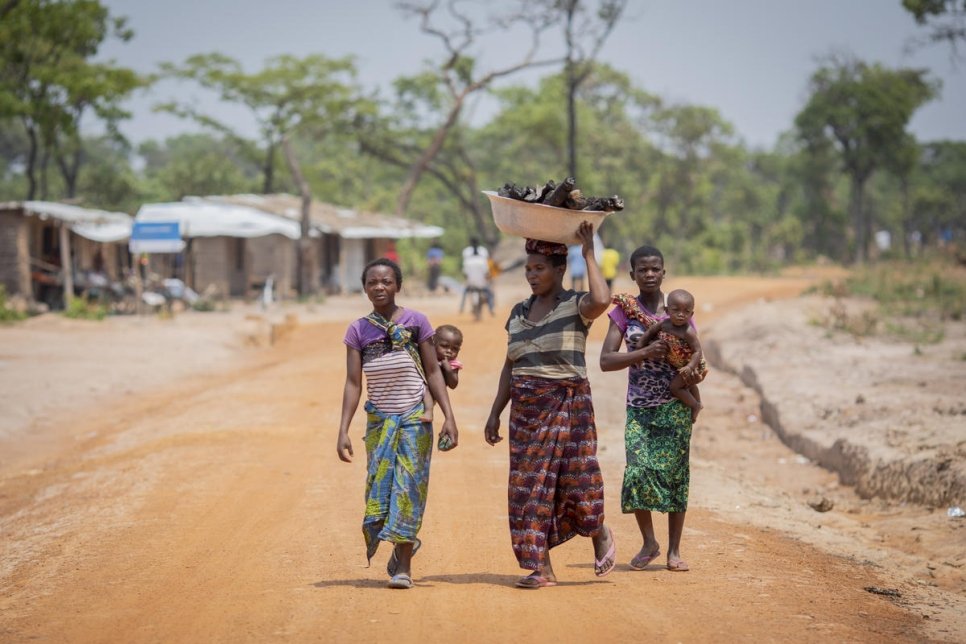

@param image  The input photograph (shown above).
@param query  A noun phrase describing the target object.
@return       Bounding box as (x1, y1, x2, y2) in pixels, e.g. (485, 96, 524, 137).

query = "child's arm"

(682, 327, 704, 374)
(439, 359, 459, 389)
(632, 321, 663, 351)
(337, 346, 363, 462)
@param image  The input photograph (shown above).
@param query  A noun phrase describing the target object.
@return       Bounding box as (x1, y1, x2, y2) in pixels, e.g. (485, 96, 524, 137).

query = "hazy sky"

(99, 0, 965, 150)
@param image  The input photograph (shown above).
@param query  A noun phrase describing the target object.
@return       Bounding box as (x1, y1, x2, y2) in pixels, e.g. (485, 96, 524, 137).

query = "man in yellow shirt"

(600, 247, 620, 289)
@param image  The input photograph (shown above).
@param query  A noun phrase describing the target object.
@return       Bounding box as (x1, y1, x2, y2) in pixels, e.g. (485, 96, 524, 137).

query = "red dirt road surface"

(1, 274, 961, 642)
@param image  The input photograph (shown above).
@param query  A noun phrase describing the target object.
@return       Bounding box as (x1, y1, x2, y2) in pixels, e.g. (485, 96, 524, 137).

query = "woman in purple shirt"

(599, 245, 701, 573)
(337, 258, 459, 589)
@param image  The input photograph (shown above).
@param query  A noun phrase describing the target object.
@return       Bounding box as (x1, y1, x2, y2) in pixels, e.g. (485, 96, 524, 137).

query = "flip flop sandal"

(515, 574, 557, 589)
(386, 538, 422, 578)
(387, 573, 413, 589)
(666, 559, 690, 572)
(594, 526, 617, 577)
(629, 549, 661, 571)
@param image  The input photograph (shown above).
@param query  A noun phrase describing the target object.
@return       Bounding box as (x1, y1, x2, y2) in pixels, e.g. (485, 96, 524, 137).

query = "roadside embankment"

(705, 295, 966, 507)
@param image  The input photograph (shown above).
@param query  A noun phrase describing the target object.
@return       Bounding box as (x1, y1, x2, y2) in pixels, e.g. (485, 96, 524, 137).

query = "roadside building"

(135, 199, 306, 299)
(0, 201, 132, 309)
(208, 194, 443, 294)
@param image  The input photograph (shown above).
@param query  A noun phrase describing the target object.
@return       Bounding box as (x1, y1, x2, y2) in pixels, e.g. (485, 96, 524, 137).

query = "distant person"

(384, 241, 400, 263)
(462, 237, 489, 261)
(600, 247, 620, 289)
(426, 240, 444, 293)
(632, 289, 708, 422)
(420, 324, 463, 429)
(461, 244, 492, 316)
(567, 244, 587, 291)
(337, 258, 459, 589)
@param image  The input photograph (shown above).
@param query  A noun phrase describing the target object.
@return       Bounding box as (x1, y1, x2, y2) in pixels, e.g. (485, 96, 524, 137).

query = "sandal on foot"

(629, 548, 661, 571)
(666, 559, 690, 572)
(594, 526, 617, 577)
(387, 573, 413, 589)
(386, 538, 422, 577)
(515, 573, 557, 589)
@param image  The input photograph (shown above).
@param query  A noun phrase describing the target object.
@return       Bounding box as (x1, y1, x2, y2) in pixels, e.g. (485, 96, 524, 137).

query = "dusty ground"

(1, 271, 964, 643)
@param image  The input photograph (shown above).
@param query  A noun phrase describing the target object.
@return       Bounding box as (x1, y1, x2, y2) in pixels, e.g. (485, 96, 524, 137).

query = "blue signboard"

(129, 221, 185, 253)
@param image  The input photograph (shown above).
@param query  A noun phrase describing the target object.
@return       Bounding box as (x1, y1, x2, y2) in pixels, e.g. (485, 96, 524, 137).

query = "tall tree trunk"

(849, 174, 868, 264)
(900, 177, 911, 259)
(282, 135, 315, 297)
(39, 145, 50, 200)
(56, 142, 82, 199)
(565, 0, 578, 179)
(23, 120, 38, 200)
(262, 139, 276, 194)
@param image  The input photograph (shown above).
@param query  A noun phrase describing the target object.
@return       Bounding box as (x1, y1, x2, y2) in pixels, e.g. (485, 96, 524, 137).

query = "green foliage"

(0, 286, 27, 323)
(795, 57, 938, 262)
(139, 134, 258, 201)
(63, 296, 107, 321)
(0, 0, 142, 200)
(157, 52, 361, 194)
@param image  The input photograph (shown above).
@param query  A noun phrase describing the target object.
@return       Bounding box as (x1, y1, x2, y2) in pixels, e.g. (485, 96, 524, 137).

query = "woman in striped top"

(484, 221, 616, 589)
(337, 258, 459, 590)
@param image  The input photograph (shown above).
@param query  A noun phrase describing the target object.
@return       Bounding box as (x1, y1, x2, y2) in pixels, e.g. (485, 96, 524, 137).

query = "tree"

(545, 0, 628, 179)
(391, 0, 562, 217)
(903, 0, 966, 55)
(138, 134, 256, 201)
(54, 61, 142, 198)
(795, 57, 938, 262)
(159, 53, 361, 295)
(0, 0, 139, 200)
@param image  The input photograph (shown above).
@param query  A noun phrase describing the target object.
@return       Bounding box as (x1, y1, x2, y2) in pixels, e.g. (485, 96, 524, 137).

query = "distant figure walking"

(426, 240, 444, 293)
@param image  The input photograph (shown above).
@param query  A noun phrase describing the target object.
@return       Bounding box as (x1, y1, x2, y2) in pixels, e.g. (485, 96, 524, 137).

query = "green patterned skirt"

(621, 401, 692, 514)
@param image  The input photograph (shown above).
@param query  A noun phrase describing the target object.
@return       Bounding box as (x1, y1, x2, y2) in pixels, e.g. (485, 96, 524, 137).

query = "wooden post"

(59, 223, 73, 306)
(133, 253, 143, 316)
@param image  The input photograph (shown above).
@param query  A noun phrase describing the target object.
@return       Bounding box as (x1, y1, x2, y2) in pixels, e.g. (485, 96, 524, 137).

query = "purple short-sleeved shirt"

(608, 301, 677, 408)
(344, 308, 435, 413)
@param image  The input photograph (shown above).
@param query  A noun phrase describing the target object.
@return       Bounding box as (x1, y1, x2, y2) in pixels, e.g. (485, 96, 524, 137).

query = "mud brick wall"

(192, 237, 233, 298)
(247, 235, 296, 297)
(0, 210, 29, 298)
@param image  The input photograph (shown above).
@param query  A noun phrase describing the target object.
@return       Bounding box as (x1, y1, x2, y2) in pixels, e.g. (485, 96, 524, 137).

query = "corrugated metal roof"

(0, 201, 133, 242)
(206, 194, 444, 240)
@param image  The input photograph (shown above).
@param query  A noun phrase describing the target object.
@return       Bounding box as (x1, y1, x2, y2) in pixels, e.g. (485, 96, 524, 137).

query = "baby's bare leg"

(669, 373, 702, 420)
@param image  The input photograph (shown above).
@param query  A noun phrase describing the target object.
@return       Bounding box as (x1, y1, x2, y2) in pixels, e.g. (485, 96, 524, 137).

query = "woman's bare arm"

(337, 346, 363, 462)
(484, 357, 513, 445)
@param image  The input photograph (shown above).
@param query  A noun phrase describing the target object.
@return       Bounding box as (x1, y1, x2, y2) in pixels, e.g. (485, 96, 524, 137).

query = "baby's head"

(665, 289, 695, 327)
(433, 324, 463, 361)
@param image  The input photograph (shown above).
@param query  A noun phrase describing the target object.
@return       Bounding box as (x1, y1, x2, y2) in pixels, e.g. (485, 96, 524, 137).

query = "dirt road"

(0, 274, 958, 642)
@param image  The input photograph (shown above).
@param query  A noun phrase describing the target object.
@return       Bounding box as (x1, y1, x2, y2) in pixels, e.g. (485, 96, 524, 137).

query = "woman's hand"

(680, 366, 702, 386)
(576, 221, 595, 257)
(439, 418, 458, 451)
(337, 431, 353, 463)
(484, 414, 503, 445)
(636, 339, 668, 362)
